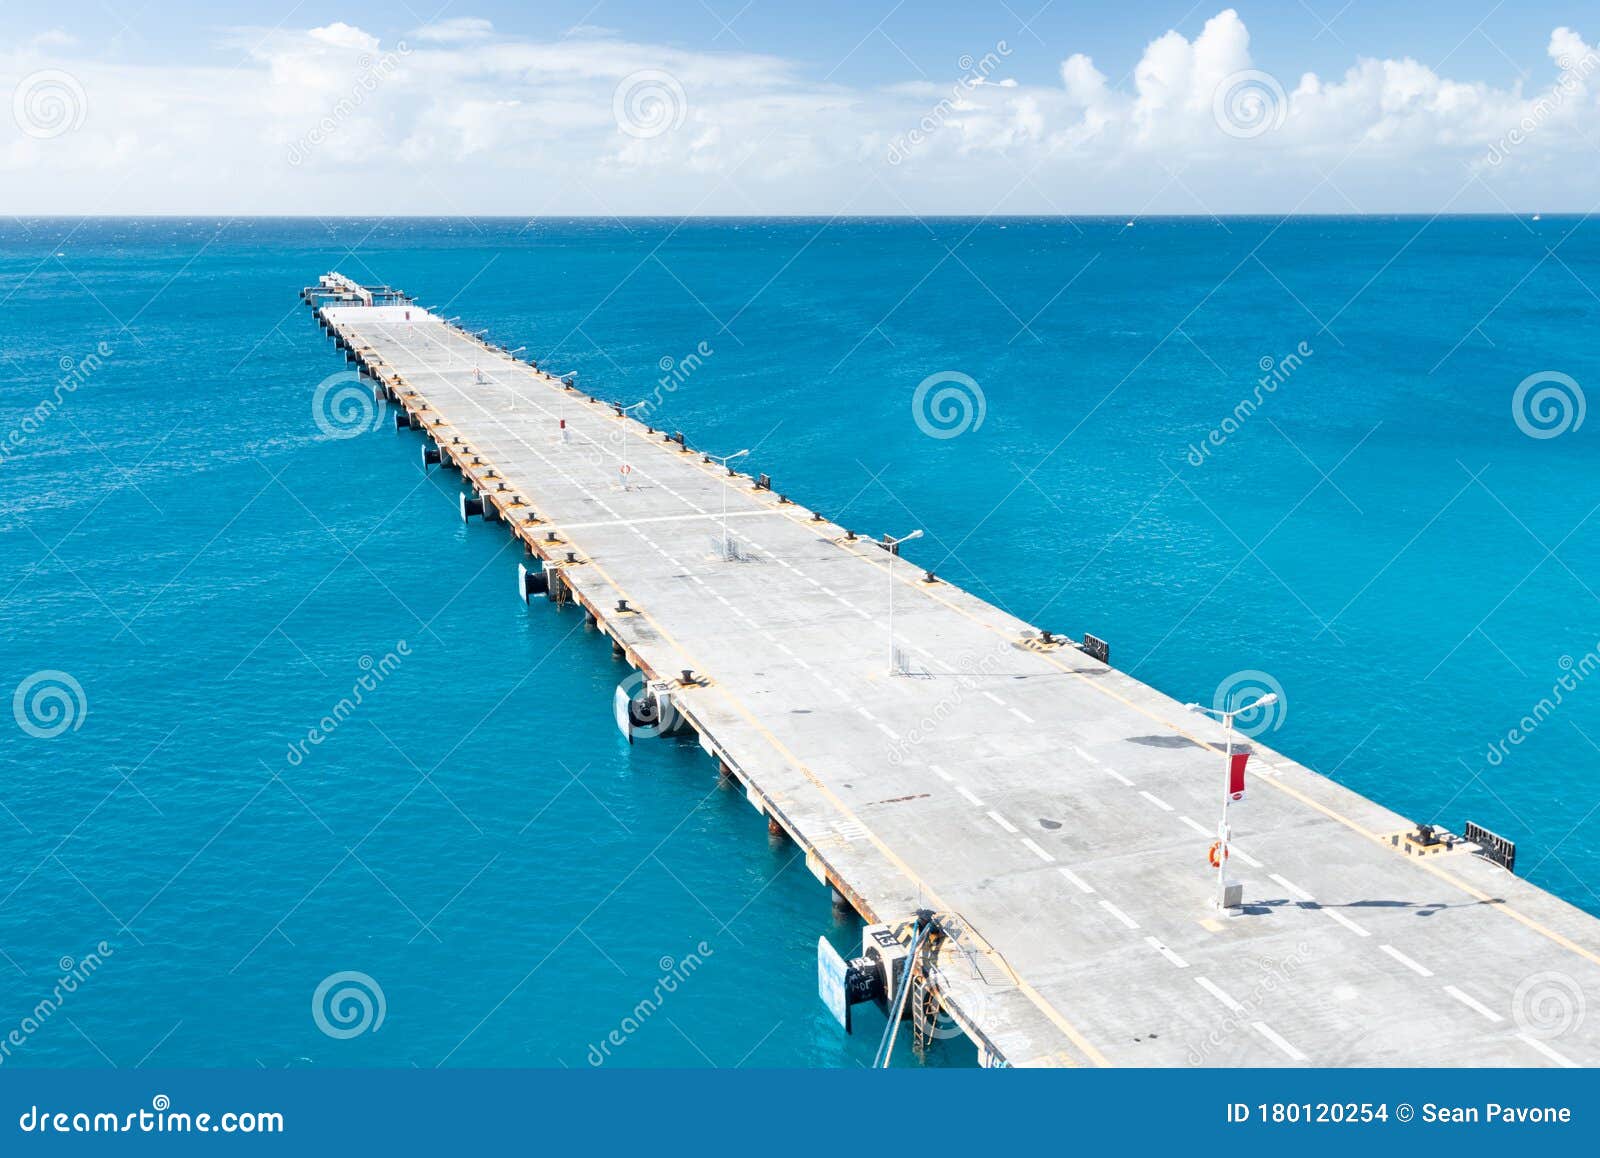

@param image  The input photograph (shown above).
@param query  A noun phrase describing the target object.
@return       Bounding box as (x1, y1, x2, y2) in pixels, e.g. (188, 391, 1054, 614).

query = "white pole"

(1216, 710, 1233, 910)
(884, 530, 921, 675)
(710, 449, 748, 559)
(721, 476, 730, 557)
(888, 557, 895, 675)
(616, 401, 646, 491)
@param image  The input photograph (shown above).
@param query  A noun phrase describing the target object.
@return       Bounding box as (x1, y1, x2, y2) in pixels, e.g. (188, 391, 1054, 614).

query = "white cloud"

(411, 17, 494, 43)
(1, 11, 1597, 214)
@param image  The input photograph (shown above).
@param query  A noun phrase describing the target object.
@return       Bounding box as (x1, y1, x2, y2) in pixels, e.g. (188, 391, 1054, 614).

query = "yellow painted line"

(368, 327, 1110, 1067)
(366, 313, 1600, 1055)
(808, 531, 1600, 974)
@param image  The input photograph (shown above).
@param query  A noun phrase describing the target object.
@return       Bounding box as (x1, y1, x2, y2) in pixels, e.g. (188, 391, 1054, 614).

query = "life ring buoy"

(1208, 841, 1230, 868)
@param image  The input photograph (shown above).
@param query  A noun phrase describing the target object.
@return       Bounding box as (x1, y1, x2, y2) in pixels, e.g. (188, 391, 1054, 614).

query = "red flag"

(1229, 751, 1249, 800)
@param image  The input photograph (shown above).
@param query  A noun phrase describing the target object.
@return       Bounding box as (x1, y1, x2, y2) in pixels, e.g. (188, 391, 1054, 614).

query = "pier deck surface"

(320, 293, 1600, 1068)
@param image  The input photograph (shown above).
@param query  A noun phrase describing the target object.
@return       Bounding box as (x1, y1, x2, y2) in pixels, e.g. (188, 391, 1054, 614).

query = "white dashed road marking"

(1443, 985, 1504, 1023)
(1322, 908, 1370, 937)
(1145, 936, 1188, 968)
(1268, 873, 1313, 901)
(1252, 1022, 1308, 1062)
(1099, 900, 1139, 929)
(1379, 944, 1434, 977)
(1195, 976, 1244, 1013)
(1519, 1034, 1578, 1068)
(1057, 867, 1094, 894)
(1019, 837, 1056, 863)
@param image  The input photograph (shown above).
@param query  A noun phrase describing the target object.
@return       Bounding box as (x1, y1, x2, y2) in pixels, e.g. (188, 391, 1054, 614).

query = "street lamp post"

(706, 449, 750, 558)
(614, 401, 648, 490)
(1187, 693, 1278, 911)
(883, 529, 923, 676)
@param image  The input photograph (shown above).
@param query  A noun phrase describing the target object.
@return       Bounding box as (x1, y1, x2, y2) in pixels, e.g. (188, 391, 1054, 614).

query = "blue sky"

(13, 1, 1590, 83)
(4, 2, 1599, 213)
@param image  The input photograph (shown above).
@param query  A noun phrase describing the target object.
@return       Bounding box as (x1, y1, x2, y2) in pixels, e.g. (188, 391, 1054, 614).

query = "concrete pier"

(309, 276, 1600, 1068)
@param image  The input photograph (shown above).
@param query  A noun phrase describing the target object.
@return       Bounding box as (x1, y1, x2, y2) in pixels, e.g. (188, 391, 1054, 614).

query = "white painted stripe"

(1195, 976, 1244, 1013)
(1179, 815, 1211, 836)
(982, 691, 1005, 705)
(1379, 944, 1434, 977)
(1019, 837, 1056, 863)
(1269, 872, 1313, 901)
(1071, 745, 1102, 766)
(1518, 1034, 1579, 1068)
(1322, 908, 1370, 937)
(855, 706, 874, 721)
(1099, 900, 1139, 929)
(955, 785, 984, 807)
(987, 811, 1019, 834)
(1009, 707, 1036, 724)
(1104, 767, 1134, 787)
(553, 509, 786, 531)
(929, 764, 954, 782)
(1229, 845, 1263, 868)
(1139, 790, 1174, 812)
(876, 723, 901, 741)
(1056, 867, 1095, 894)
(1145, 936, 1189, 968)
(1252, 1021, 1308, 1061)
(1444, 985, 1504, 1022)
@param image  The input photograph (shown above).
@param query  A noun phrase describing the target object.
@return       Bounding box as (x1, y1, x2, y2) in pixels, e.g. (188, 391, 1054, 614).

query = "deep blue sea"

(1, 216, 1597, 1068)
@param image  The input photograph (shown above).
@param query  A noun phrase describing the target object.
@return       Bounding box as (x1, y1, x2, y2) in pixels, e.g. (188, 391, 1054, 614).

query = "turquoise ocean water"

(1, 216, 1597, 1067)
